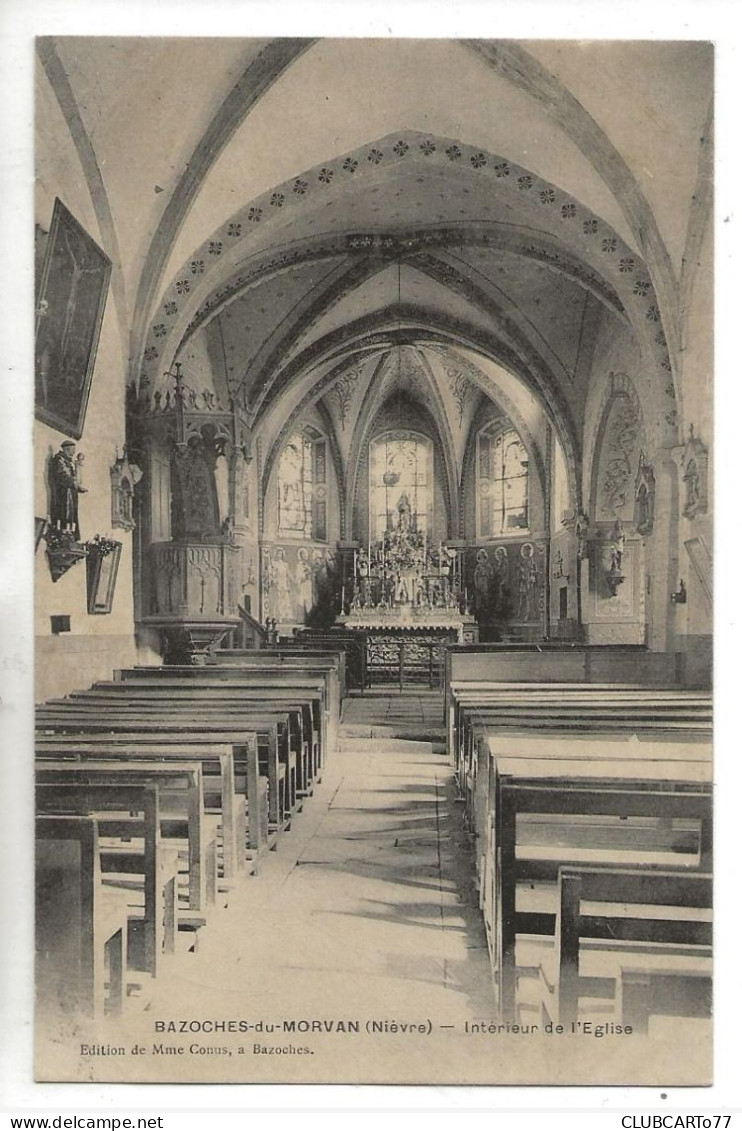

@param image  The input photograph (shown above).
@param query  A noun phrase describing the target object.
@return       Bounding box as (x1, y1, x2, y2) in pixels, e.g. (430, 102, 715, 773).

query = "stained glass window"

(369, 431, 432, 541)
(278, 428, 327, 539)
(477, 425, 529, 537)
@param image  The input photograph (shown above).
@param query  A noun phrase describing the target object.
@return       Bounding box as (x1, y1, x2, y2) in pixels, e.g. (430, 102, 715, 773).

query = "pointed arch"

(131, 38, 318, 378)
(344, 348, 461, 540)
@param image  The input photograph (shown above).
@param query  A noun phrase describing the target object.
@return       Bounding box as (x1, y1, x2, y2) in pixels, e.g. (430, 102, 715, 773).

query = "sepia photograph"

(28, 33, 714, 1089)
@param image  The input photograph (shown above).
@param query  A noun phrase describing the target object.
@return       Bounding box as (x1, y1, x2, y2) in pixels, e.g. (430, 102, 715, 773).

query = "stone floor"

(340, 688, 447, 738)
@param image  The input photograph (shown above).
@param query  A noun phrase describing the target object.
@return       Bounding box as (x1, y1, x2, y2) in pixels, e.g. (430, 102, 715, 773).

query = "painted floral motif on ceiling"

(443, 364, 474, 428)
(328, 363, 363, 431)
(141, 132, 678, 431)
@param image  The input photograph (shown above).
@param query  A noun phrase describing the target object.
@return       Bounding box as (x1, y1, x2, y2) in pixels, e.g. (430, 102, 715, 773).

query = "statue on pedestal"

(610, 518, 625, 571)
(49, 440, 87, 540)
(395, 493, 412, 534)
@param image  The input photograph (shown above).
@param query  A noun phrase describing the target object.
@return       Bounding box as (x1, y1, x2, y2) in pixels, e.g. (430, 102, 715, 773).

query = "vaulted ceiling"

(38, 37, 712, 487)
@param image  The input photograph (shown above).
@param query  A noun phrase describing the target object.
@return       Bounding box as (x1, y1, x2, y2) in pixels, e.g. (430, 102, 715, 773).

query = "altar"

(336, 522, 478, 688)
(336, 613, 477, 690)
(338, 606, 477, 643)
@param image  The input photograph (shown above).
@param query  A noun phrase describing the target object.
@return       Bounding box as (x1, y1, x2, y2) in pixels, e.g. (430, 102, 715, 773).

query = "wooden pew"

(473, 734, 712, 1023)
(36, 816, 130, 1020)
(54, 674, 326, 783)
(208, 650, 344, 744)
(549, 865, 712, 1027)
(455, 704, 711, 838)
(450, 688, 712, 798)
(36, 762, 215, 914)
(34, 662, 339, 1022)
(48, 692, 314, 801)
(35, 739, 259, 866)
(451, 697, 711, 785)
(619, 966, 712, 1034)
(469, 728, 712, 883)
(447, 682, 712, 763)
(106, 668, 334, 773)
(36, 781, 178, 978)
(36, 708, 292, 833)
(293, 628, 367, 692)
(36, 715, 287, 839)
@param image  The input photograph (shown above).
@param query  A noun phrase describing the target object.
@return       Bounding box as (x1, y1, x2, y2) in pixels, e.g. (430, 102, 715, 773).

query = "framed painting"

(35, 197, 111, 439)
(85, 537, 122, 614)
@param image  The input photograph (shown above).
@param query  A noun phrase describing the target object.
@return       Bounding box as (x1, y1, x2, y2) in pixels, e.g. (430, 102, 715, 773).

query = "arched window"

(277, 427, 327, 540)
(477, 425, 529, 537)
(369, 431, 432, 541)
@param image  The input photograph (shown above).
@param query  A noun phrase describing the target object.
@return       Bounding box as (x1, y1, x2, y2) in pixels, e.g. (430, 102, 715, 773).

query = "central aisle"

(138, 692, 499, 1082)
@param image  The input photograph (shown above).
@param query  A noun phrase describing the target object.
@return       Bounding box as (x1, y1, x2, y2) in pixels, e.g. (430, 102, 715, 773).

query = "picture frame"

(85, 536, 122, 614)
(35, 198, 112, 439)
(34, 516, 47, 552)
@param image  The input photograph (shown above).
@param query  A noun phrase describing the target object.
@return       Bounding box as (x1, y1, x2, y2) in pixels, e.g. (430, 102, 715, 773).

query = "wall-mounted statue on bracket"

(681, 425, 708, 520)
(635, 452, 656, 536)
(49, 440, 87, 540)
(610, 518, 626, 571)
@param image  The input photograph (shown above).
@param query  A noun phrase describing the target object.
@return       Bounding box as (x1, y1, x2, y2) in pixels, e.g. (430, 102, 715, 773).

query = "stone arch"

(140, 132, 678, 427)
(344, 348, 461, 541)
(458, 376, 549, 541)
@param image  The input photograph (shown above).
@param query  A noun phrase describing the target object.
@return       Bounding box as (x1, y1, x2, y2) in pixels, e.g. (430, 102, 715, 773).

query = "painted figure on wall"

(492, 545, 510, 615)
(517, 542, 539, 621)
(271, 546, 293, 620)
(49, 440, 87, 539)
(473, 548, 493, 619)
(296, 547, 313, 621)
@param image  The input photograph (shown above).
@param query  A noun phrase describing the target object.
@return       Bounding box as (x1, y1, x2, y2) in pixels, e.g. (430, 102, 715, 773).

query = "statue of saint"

(610, 518, 625, 571)
(49, 440, 87, 540)
(395, 493, 412, 534)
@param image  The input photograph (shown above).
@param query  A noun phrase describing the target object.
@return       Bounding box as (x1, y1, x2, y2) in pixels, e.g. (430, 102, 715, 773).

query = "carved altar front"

(339, 608, 477, 643)
(337, 611, 477, 690)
